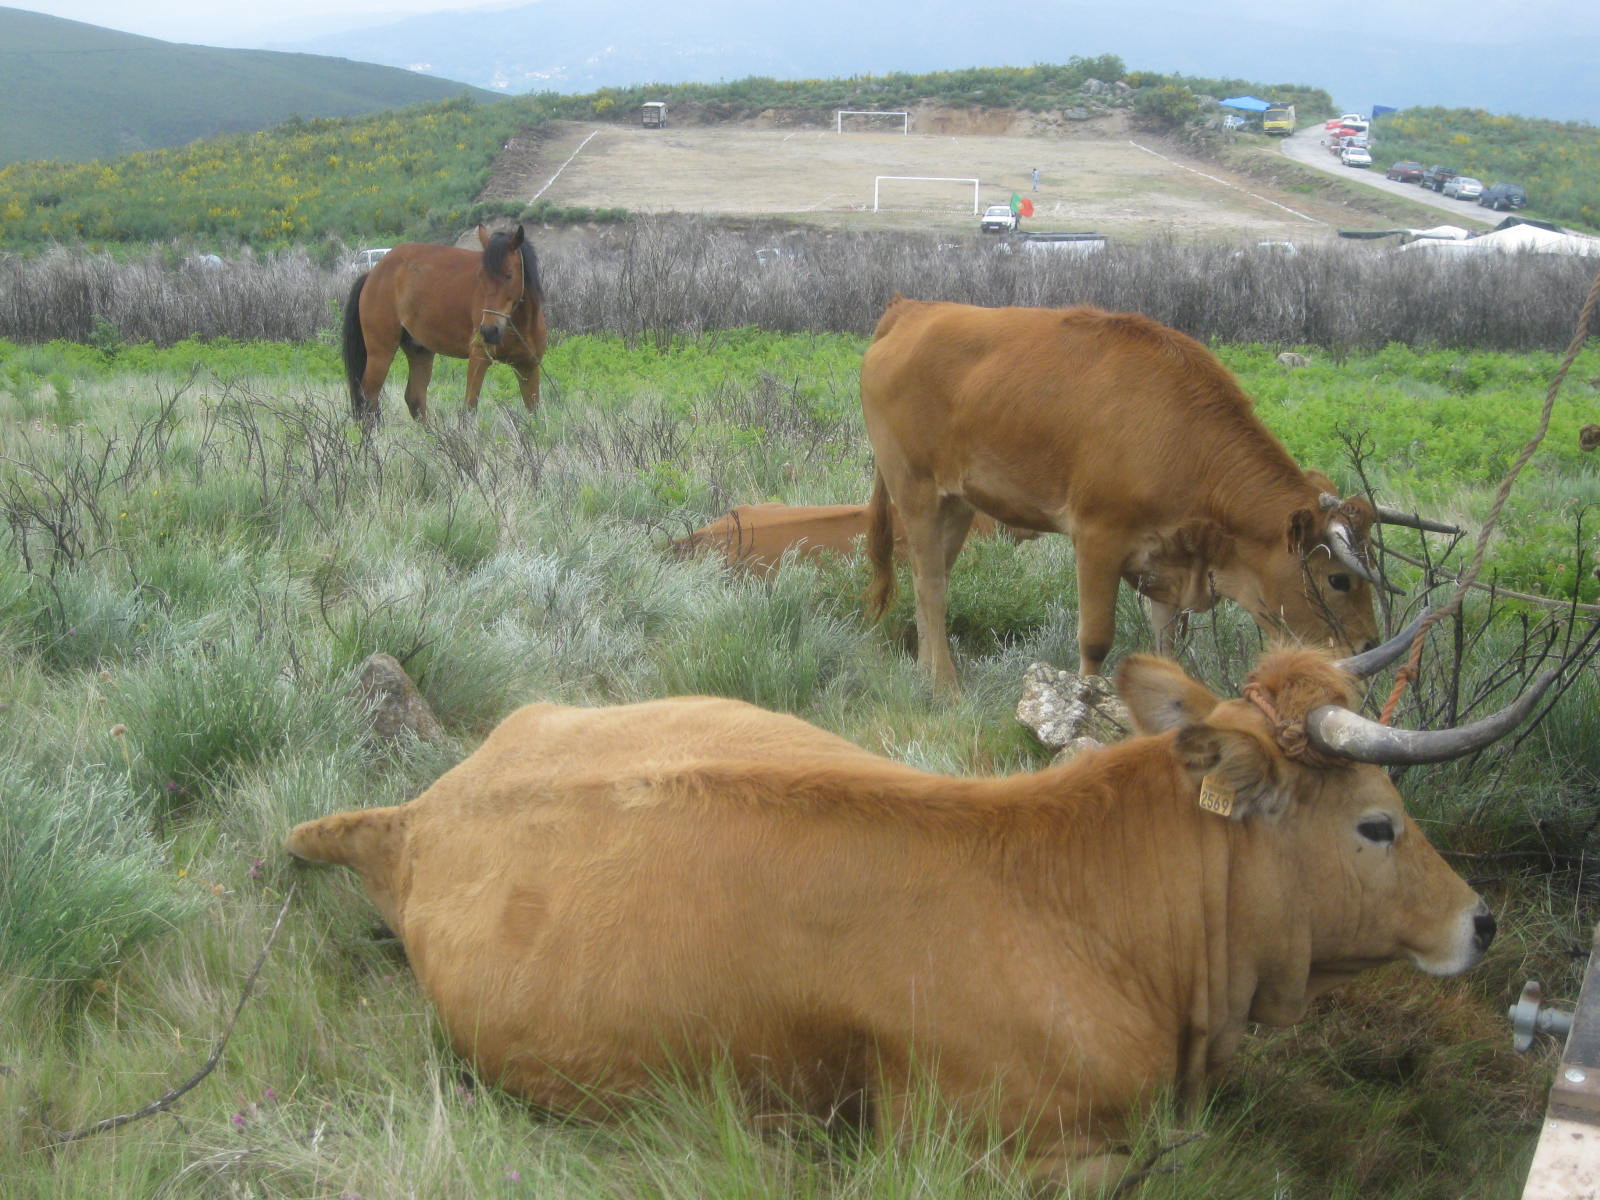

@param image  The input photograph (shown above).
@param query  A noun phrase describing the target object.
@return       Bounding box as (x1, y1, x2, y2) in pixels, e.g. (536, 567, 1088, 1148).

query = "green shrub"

(105, 639, 359, 812)
(0, 758, 195, 999)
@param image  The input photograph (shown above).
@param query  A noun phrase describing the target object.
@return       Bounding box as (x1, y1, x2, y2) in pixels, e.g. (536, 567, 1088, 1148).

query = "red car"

(1385, 160, 1424, 182)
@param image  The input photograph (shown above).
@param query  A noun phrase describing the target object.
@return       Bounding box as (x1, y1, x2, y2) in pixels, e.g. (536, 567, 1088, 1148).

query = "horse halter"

(477, 256, 540, 364)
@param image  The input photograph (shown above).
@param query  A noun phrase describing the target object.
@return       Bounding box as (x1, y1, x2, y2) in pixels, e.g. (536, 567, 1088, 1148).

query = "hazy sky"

(9, 0, 512, 45)
(10, 0, 1594, 49)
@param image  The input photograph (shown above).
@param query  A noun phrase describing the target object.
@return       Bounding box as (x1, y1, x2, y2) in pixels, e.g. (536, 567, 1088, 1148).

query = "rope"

(1377, 264, 1600, 725)
(1242, 681, 1345, 769)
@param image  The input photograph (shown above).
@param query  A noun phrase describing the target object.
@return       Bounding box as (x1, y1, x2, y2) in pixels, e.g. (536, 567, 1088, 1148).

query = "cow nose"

(1473, 907, 1496, 951)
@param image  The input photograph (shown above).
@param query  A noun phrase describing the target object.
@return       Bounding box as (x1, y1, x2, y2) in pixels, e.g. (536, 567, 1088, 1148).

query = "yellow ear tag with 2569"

(1198, 772, 1236, 818)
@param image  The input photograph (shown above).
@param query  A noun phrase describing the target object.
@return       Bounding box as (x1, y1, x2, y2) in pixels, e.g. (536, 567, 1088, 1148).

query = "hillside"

(0, 6, 501, 164)
(276, 0, 1600, 125)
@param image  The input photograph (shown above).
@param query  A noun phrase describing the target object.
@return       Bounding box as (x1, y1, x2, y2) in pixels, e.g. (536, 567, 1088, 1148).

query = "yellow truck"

(1263, 104, 1295, 136)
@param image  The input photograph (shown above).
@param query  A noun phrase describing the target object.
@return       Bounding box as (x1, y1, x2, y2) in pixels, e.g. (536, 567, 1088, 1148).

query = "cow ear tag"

(1198, 771, 1236, 818)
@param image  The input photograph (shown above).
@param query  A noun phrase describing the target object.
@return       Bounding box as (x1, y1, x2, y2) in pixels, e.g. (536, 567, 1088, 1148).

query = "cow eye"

(1357, 815, 1396, 845)
(1328, 573, 1353, 592)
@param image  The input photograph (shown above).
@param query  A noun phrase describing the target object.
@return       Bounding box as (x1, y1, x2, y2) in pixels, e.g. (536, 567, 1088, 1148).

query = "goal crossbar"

(872, 176, 981, 215)
(836, 110, 909, 134)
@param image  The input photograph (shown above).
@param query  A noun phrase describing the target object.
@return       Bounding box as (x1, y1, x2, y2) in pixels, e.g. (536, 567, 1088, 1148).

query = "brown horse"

(342, 225, 547, 421)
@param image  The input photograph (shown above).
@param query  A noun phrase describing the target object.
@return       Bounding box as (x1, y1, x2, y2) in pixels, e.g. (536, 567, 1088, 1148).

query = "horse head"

(475, 224, 531, 350)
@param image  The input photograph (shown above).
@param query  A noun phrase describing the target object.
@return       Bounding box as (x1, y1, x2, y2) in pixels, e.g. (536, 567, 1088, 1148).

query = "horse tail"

(864, 467, 898, 621)
(342, 272, 369, 417)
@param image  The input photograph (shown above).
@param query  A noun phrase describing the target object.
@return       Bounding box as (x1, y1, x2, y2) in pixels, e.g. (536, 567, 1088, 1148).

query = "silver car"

(1442, 176, 1484, 201)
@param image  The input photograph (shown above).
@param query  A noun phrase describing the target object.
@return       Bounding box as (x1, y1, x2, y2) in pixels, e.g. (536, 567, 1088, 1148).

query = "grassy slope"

(1, 335, 1595, 1196)
(0, 6, 501, 164)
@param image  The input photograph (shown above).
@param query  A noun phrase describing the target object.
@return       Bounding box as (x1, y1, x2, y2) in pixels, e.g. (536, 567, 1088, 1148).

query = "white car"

(979, 204, 1017, 233)
(1442, 176, 1484, 201)
(1340, 146, 1373, 168)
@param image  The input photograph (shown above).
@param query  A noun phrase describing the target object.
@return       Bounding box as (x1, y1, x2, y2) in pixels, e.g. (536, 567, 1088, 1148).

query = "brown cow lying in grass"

(288, 633, 1539, 1191)
(670, 501, 1033, 575)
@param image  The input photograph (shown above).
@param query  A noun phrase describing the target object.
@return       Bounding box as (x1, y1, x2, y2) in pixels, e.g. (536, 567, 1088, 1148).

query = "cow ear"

(1173, 725, 1287, 821)
(1286, 508, 1317, 556)
(1117, 654, 1220, 734)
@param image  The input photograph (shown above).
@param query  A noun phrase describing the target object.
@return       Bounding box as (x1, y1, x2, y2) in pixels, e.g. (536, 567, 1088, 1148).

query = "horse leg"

(358, 343, 398, 422)
(402, 346, 434, 421)
(464, 344, 491, 412)
(515, 359, 542, 413)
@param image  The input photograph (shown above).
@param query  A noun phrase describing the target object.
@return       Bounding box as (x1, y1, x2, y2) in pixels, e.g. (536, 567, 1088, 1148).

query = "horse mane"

(482, 228, 542, 301)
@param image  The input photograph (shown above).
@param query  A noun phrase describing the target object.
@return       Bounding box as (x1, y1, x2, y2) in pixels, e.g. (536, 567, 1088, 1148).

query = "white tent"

(1400, 223, 1600, 256)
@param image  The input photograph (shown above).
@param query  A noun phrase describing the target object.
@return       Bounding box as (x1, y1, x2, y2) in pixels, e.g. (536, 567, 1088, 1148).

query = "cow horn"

(1374, 505, 1463, 536)
(1328, 521, 1404, 595)
(1305, 670, 1560, 765)
(1325, 492, 1461, 537)
(1332, 608, 1432, 678)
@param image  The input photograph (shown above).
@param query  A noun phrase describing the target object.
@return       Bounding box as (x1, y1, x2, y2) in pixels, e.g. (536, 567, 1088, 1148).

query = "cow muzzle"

(1416, 898, 1495, 976)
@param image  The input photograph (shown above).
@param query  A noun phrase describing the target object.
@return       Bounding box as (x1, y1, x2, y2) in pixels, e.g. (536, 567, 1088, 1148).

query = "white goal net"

(836, 110, 910, 134)
(872, 176, 981, 215)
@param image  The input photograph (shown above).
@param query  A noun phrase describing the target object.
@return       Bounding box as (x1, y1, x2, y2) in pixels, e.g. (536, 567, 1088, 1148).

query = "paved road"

(1278, 124, 1500, 228)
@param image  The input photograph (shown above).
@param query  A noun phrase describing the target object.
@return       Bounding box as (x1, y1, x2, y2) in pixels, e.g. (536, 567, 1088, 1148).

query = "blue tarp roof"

(1219, 96, 1272, 112)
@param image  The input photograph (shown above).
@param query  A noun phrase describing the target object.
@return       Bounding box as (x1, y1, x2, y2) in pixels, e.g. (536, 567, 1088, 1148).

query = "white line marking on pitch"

(530, 129, 601, 202)
(1128, 140, 1324, 224)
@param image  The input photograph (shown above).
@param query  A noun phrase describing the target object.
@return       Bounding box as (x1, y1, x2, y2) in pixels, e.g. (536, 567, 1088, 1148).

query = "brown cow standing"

(287, 642, 1532, 1191)
(861, 298, 1422, 690)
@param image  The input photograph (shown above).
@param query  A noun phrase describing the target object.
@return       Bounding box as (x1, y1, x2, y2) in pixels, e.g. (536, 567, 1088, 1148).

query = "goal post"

(872, 176, 981, 215)
(836, 110, 909, 134)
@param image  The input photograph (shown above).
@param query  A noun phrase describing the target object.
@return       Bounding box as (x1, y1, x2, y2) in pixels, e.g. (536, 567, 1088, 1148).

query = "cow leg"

(1147, 600, 1189, 657)
(1027, 1150, 1134, 1196)
(940, 502, 977, 573)
(1074, 533, 1129, 678)
(900, 491, 963, 691)
(401, 346, 434, 421)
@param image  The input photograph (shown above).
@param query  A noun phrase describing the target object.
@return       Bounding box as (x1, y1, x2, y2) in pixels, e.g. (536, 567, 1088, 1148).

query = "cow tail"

(342, 272, 369, 417)
(864, 468, 898, 620)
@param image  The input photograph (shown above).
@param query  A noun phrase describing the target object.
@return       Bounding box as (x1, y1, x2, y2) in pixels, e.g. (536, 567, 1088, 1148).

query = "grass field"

(495, 112, 1419, 245)
(2, 319, 1598, 1196)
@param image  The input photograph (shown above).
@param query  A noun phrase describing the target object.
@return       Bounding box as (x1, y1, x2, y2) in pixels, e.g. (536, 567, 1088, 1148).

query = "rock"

(353, 653, 446, 746)
(1016, 662, 1133, 762)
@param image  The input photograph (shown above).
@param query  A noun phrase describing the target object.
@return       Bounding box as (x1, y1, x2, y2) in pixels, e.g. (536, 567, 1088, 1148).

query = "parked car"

(351, 247, 390, 271)
(1384, 160, 1425, 182)
(1442, 175, 1484, 201)
(1478, 182, 1528, 211)
(1420, 165, 1459, 192)
(1340, 146, 1373, 168)
(1326, 112, 1365, 129)
(979, 204, 1016, 233)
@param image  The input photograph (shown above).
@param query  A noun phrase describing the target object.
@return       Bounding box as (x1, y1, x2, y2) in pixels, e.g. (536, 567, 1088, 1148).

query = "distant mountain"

(0, 6, 502, 164)
(274, 0, 1600, 125)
